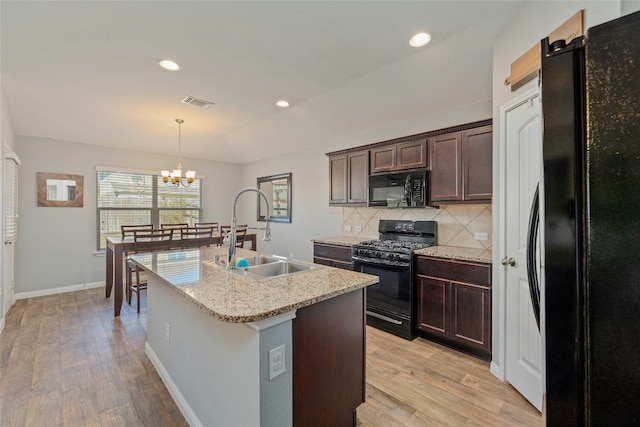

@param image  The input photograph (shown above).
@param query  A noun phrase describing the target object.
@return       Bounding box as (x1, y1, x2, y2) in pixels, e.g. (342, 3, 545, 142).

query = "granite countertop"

(414, 245, 492, 264)
(131, 246, 378, 324)
(311, 236, 368, 246)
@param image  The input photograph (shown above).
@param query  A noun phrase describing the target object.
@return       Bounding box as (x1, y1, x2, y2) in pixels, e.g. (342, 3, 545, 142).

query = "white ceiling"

(1, 1, 521, 164)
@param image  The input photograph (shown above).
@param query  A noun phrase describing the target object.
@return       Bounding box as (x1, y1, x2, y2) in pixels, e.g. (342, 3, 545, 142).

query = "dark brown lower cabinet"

(415, 256, 491, 359)
(313, 242, 353, 270)
(293, 289, 365, 427)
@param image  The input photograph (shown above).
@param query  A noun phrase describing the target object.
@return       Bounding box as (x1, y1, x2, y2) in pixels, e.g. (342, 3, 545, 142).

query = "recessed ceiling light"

(409, 33, 432, 48)
(276, 100, 290, 108)
(158, 59, 180, 71)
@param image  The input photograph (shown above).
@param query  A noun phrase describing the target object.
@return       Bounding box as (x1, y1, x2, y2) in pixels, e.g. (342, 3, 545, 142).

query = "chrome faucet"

(227, 187, 271, 269)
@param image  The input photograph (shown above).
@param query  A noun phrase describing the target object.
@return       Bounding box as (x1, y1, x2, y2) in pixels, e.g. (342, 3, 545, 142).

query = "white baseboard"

(14, 281, 105, 300)
(145, 342, 202, 427)
(490, 361, 504, 381)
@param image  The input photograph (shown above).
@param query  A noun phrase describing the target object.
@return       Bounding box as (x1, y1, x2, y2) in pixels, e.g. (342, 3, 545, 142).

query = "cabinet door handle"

(501, 257, 516, 267)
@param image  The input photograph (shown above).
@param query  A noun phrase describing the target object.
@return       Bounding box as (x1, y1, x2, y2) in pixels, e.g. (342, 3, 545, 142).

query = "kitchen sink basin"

(208, 253, 317, 281)
(238, 255, 284, 266)
(245, 260, 314, 277)
(225, 259, 315, 281)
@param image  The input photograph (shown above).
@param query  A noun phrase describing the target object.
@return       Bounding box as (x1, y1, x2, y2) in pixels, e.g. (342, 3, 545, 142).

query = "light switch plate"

(474, 232, 488, 241)
(354, 225, 362, 232)
(344, 225, 352, 231)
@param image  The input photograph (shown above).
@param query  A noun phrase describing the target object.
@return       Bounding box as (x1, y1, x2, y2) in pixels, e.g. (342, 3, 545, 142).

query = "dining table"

(105, 232, 257, 316)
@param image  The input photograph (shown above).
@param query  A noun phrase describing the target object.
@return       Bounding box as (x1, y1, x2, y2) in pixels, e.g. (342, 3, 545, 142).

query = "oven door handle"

(366, 310, 403, 325)
(352, 255, 410, 268)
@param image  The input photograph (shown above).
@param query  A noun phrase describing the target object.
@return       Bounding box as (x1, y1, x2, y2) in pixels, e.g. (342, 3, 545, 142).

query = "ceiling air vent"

(181, 96, 214, 109)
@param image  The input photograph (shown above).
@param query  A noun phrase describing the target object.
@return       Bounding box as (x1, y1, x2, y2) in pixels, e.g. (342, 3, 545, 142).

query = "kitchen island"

(131, 246, 378, 427)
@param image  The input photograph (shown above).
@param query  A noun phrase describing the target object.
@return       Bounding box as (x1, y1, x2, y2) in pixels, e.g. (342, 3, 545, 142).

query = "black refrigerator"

(541, 10, 640, 426)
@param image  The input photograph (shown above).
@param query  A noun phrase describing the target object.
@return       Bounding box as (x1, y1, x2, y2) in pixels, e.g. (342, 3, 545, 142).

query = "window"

(96, 168, 202, 250)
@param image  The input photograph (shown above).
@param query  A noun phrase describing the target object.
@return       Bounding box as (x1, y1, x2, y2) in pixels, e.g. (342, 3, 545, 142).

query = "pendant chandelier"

(161, 118, 195, 187)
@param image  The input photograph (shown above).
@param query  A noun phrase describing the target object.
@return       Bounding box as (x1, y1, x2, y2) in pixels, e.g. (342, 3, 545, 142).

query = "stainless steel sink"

(239, 255, 283, 266)
(225, 258, 316, 281)
(208, 253, 317, 281)
(245, 260, 314, 277)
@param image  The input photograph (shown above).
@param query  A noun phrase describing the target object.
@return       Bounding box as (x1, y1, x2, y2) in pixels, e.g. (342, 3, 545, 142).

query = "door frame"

(491, 85, 542, 382)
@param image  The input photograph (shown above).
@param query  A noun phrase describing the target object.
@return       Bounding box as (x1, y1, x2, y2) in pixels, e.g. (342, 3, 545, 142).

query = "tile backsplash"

(342, 204, 492, 249)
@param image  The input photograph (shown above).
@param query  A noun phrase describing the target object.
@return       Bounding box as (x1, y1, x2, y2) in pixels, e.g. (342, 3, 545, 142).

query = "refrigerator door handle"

(526, 184, 541, 330)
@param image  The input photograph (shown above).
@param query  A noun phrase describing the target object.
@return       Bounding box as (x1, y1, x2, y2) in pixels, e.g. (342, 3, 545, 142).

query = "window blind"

(3, 153, 20, 244)
(96, 169, 202, 250)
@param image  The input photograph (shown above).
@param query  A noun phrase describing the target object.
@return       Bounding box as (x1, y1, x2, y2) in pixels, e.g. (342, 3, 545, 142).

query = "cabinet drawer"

(313, 243, 352, 263)
(415, 257, 491, 286)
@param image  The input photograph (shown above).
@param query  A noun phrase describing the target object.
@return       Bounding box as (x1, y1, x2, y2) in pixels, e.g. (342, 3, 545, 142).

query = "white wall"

(15, 135, 241, 295)
(490, 0, 624, 379)
(1, 87, 17, 152)
(623, 1, 640, 14)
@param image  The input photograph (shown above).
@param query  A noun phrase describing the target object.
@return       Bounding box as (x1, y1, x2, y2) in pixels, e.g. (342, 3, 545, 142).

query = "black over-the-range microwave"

(368, 169, 429, 208)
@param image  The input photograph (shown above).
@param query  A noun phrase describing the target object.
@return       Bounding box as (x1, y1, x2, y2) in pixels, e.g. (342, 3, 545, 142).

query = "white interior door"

(502, 89, 543, 411)
(3, 149, 20, 318)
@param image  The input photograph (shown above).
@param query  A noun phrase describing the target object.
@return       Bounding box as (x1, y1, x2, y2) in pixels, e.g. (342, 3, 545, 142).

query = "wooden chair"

(195, 222, 219, 234)
(219, 225, 247, 247)
(121, 224, 153, 239)
(121, 225, 154, 306)
(161, 223, 188, 237)
(234, 228, 248, 248)
(179, 226, 215, 247)
(129, 228, 173, 313)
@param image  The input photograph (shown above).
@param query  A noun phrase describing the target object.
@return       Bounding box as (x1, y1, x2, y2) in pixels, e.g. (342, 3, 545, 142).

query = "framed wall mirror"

(257, 173, 291, 223)
(37, 172, 84, 207)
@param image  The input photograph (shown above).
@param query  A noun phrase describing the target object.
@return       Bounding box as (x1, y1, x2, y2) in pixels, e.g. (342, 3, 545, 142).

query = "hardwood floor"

(0, 288, 542, 426)
(357, 327, 543, 426)
(0, 288, 187, 427)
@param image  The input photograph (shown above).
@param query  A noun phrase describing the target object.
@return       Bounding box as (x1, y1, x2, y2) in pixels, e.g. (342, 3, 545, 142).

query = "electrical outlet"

(354, 225, 362, 232)
(344, 225, 352, 231)
(165, 323, 171, 342)
(269, 344, 286, 380)
(474, 232, 488, 241)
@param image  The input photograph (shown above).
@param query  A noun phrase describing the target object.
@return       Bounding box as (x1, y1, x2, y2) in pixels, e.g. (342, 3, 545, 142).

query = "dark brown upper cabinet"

(370, 138, 428, 174)
(429, 125, 492, 204)
(329, 150, 368, 205)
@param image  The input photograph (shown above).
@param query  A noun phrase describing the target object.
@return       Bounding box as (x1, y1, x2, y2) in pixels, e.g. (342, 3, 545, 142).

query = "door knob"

(501, 257, 516, 267)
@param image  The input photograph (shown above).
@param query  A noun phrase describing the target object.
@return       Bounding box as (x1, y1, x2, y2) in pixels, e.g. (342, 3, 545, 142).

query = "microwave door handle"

(405, 176, 412, 207)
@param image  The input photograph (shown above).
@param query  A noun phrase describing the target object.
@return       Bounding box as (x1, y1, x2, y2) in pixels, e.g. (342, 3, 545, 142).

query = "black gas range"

(352, 220, 437, 340)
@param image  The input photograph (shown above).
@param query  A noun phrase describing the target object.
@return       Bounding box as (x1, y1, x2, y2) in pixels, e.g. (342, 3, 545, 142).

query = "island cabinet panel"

(429, 124, 493, 204)
(370, 138, 427, 173)
(415, 256, 492, 359)
(329, 150, 368, 205)
(293, 289, 365, 427)
(313, 243, 353, 270)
